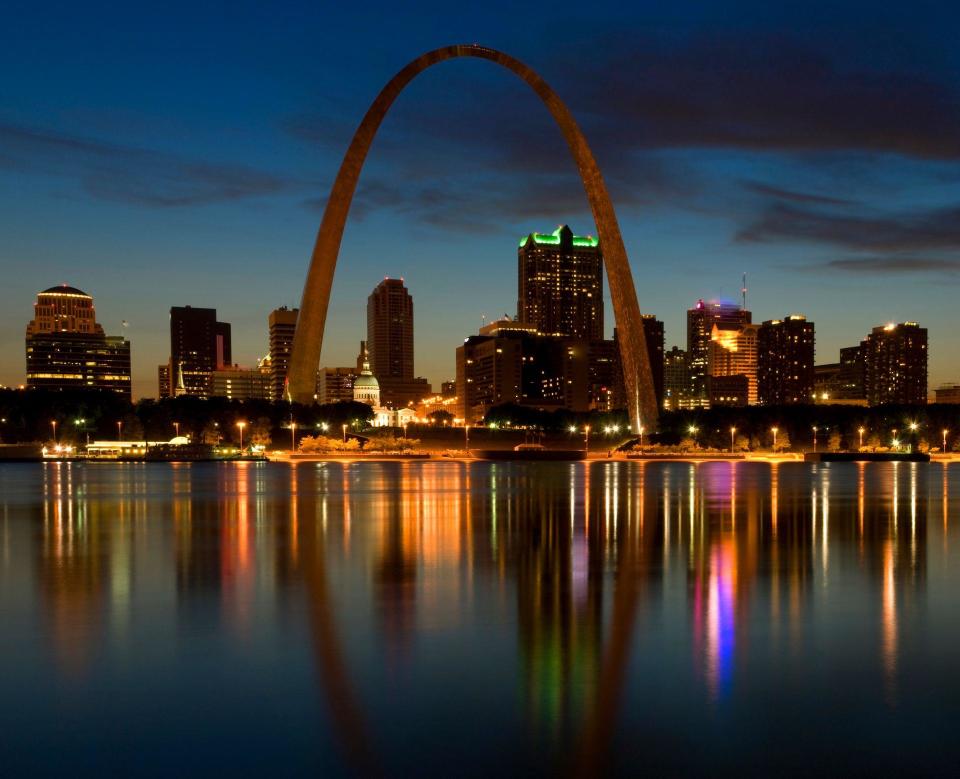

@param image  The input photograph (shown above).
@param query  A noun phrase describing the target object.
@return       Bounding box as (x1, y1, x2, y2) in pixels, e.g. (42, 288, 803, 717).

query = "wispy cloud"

(737, 202, 960, 251)
(0, 122, 292, 206)
(821, 256, 960, 274)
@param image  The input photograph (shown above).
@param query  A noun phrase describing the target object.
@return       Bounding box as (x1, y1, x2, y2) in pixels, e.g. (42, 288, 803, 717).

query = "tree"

(202, 422, 222, 445)
(428, 410, 454, 426)
(734, 434, 751, 452)
(828, 430, 842, 452)
(770, 429, 791, 452)
(251, 416, 272, 447)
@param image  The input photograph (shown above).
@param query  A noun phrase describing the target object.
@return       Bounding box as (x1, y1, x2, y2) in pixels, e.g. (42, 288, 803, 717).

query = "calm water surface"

(2, 460, 959, 776)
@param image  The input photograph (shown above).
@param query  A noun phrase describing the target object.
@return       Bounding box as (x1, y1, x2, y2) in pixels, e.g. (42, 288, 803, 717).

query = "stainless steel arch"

(288, 44, 657, 432)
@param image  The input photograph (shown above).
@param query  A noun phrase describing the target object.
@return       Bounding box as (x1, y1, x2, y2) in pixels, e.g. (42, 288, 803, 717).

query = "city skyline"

(3, 4, 960, 399)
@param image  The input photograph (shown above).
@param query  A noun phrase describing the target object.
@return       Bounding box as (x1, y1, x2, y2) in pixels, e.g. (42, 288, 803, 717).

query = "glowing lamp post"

(812, 425, 817, 453)
(943, 428, 949, 453)
(688, 425, 698, 450)
(236, 421, 246, 452)
(173, 421, 180, 439)
(465, 424, 470, 453)
(771, 426, 779, 452)
(730, 426, 737, 453)
(858, 426, 865, 451)
(290, 420, 297, 451)
(584, 425, 590, 453)
(342, 423, 348, 443)
(50, 420, 57, 444)
(891, 429, 899, 451)
(117, 420, 123, 441)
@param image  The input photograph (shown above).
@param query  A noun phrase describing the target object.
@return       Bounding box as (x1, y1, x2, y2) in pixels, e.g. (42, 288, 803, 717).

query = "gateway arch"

(288, 44, 657, 432)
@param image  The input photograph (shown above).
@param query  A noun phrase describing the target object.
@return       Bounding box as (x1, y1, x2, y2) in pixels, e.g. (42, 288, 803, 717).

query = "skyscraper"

(367, 279, 430, 408)
(24, 284, 132, 398)
(167, 306, 231, 398)
(864, 322, 928, 406)
(708, 322, 759, 406)
(757, 315, 815, 405)
(687, 299, 750, 405)
(518, 225, 602, 340)
(268, 306, 299, 401)
(640, 315, 665, 408)
(663, 346, 691, 410)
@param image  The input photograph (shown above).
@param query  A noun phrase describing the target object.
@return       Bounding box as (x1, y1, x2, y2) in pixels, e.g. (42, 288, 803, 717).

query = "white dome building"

(353, 348, 381, 407)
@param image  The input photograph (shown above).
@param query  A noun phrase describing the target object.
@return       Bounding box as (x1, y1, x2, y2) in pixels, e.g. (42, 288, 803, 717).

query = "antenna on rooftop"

(741, 273, 748, 311)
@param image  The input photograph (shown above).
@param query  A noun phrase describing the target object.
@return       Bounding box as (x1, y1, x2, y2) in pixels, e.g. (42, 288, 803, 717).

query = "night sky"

(2, 1, 959, 399)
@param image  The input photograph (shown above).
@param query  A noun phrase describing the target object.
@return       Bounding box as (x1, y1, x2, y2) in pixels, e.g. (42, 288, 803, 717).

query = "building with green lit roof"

(517, 225, 603, 341)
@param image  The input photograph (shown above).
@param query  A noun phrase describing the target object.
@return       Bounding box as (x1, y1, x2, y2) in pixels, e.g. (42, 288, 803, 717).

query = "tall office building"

(268, 306, 299, 401)
(640, 315, 665, 408)
(211, 362, 272, 400)
(663, 347, 692, 410)
(708, 322, 759, 406)
(518, 225, 602, 340)
(687, 299, 751, 405)
(757, 315, 815, 405)
(864, 322, 928, 406)
(167, 306, 231, 398)
(367, 278, 430, 408)
(24, 284, 132, 398)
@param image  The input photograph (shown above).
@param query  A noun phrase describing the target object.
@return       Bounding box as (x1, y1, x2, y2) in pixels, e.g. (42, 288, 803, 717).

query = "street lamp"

(465, 424, 470, 453)
(730, 426, 737, 453)
(117, 420, 123, 441)
(771, 426, 779, 452)
(173, 421, 180, 438)
(236, 421, 246, 452)
(943, 428, 950, 453)
(50, 420, 57, 444)
(342, 423, 348, 443)
(75, 417, 88, 446)
(584, 425, 591, 453)
(858, 426, 865, 450)
(290, 419, 297, 451)
(812, 425, 818, 453)
(892, 428, 898, 451)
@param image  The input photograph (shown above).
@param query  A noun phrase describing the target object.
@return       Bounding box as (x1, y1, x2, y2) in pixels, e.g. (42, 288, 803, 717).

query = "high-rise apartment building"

(518, 225, 603, 340)
(687, 299, 751, 405)
(167, 306, 231, 398)
(24, 285, 132, 398)
(864, 322, 928, 406)
(268, 306, 299, 401)
(757, 315, 815, 405)
(211, 362, 272, 400)
(366, 278, 430, 407)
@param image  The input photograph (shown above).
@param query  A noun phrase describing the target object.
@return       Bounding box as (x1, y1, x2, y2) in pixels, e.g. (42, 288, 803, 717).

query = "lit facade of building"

(687, 299, 751, 406)
(663, 346, 693, 410)
(757, 315, 815, 405)
(211, 364, 271, 400)
(167, 306, 231, 398)
(24, 285, 132, 399)
(864, 322, 928, 406)
(318, 367, 357, 405)
(708, 322, 759, 405)
(268, 306, 298, 401)
(518, 225, 602, 340)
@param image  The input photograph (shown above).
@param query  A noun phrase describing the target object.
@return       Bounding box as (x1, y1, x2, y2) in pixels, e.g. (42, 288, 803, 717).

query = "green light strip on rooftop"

(518, 226, 599, 248)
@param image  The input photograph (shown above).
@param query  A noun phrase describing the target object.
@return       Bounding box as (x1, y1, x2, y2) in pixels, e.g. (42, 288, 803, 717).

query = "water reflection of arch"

(292, 460, 657, 774)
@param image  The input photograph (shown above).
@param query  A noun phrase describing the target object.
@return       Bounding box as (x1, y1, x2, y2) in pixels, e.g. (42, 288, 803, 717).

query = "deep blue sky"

(2, 1, 960, 398)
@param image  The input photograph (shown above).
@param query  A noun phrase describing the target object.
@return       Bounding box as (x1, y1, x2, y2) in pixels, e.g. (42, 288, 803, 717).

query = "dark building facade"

(518, 225, 602, 340)
(757, 315, 815, 405)
(664, 346, 691, 410)
(268, 306, 299, 402)
(864, 322, 928, 406)
(687, 299, 751, 405)
(456, 319, 588, 422)
(366, 279, 430, 407)
(640, 315, 665, 409)
(24, 285, 132, 399)
(167, 306, 231, 398)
